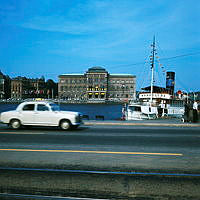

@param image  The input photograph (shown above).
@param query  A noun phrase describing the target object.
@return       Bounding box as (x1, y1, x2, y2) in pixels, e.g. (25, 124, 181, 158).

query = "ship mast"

(150, 36, 156, 103)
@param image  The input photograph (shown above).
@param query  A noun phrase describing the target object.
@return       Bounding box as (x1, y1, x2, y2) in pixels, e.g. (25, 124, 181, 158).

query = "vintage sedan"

(0, 101, 83, 130)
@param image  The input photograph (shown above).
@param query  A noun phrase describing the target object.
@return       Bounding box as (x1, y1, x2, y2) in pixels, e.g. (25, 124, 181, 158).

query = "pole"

(150, 36, 155, 103)
(193, 92, 196, 101)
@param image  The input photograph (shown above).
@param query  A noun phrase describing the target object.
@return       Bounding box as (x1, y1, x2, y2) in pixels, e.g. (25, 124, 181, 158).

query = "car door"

(34, 104, 53, 125)
(20, 103, 36, 124)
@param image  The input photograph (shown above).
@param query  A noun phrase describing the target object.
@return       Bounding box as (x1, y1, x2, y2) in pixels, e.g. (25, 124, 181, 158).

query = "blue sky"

(0, 0, 199, 91)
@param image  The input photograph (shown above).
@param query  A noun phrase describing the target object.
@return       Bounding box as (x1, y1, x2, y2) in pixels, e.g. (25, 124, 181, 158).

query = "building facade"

(10, 76, 58, 100)
(11, 76, 46, 99)
(58, 67, 136, 102)
(0, 72, 4, 99)
(0, 71, 11, 99)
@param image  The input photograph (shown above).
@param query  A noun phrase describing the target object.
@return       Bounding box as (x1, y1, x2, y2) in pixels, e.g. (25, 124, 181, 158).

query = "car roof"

(22, 100, 54, 104)
(16, 101, 55, 111)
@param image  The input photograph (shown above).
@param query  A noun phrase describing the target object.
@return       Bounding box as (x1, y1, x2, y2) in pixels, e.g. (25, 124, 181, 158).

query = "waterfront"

(0, 102, 123, 120)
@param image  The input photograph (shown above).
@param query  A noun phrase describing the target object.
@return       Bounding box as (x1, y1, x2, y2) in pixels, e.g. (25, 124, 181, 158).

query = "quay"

(84, 118, 200, 127)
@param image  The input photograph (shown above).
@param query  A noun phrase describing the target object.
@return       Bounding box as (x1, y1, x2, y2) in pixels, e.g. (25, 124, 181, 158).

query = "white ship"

(125, 37, 184, 120)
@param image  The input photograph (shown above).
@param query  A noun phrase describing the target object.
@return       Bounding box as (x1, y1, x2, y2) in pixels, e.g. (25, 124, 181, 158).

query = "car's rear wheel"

(60, 120, 71, 130)
(10, 119, 21, 129)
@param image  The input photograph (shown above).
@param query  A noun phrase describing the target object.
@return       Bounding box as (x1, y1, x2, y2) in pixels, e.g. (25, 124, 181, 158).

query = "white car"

(0, 101, 83, 130)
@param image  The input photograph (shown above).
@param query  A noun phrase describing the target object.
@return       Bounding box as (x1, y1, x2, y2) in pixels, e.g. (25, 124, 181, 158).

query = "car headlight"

(75, 114, 82, 123)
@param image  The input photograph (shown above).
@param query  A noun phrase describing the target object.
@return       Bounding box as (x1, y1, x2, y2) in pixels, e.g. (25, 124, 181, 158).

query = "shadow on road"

(0, 125, 89, 132)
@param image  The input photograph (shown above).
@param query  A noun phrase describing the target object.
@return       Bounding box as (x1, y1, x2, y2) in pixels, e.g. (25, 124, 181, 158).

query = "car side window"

(22, 104, 35, 111)
(37, 104, 49, 111)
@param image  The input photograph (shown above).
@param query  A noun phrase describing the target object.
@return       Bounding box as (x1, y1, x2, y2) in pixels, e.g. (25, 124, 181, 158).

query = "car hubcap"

(62, 122, 70, 129)
(12, 121, 20, 129)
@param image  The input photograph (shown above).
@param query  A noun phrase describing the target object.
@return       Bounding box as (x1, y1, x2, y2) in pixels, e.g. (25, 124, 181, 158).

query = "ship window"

(129, 106, 141, 112)
(135, 106, 141, 112)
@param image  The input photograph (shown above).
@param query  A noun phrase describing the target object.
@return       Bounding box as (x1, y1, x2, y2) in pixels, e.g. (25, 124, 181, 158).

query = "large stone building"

(58, 67, 136, 102)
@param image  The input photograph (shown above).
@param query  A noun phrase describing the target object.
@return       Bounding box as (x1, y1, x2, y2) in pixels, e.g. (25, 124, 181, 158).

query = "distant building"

(11, 76, 46, 99)
(0, 71, 5, 99)
(0, 71, 11, 99)
(58, 66, 136, 102)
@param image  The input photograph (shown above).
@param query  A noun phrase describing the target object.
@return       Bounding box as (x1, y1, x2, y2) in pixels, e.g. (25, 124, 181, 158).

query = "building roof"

(59, 74, 83, 77)
(87, 66, 107, 73)
(59, 67, 136, 78)
(110, 74, 135, 77)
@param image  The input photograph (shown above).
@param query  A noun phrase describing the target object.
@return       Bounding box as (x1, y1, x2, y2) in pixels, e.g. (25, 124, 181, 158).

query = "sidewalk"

(84, 118, 200, 127)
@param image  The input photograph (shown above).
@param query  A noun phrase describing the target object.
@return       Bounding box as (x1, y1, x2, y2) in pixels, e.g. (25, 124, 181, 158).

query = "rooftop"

(59, 74, 83, 77)
(110, 74, 135, 77)
(87, 66, 107, 73)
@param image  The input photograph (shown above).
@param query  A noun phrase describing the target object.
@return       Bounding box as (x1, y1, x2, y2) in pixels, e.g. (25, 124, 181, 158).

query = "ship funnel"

(166, 71, 175, 94)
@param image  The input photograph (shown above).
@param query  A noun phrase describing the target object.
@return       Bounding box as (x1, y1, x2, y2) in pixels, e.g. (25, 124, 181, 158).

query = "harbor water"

(0, 103, 123, 120)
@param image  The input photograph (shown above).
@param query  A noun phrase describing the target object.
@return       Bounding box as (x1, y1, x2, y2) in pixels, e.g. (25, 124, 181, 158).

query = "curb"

(84, 121, 200, 127)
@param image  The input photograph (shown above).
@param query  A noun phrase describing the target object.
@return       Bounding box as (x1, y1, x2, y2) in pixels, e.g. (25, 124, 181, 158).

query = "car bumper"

(71, 121, 84, 126)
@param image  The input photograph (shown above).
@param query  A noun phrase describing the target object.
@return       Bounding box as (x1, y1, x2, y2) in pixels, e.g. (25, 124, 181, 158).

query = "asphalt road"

(0, 123, 200, 174)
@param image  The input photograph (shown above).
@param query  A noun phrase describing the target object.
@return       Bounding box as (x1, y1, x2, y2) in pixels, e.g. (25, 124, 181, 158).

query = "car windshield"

(50, 103, 60, 111)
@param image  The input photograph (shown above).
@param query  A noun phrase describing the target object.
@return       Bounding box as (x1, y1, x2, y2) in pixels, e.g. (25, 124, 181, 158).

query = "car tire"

(60, 120, 71, 130)
(10, 119, 21, 129)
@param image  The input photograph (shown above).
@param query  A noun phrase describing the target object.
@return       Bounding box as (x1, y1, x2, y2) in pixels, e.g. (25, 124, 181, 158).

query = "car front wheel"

(60, 120, 71, 130)
(10, 119, 21, 129)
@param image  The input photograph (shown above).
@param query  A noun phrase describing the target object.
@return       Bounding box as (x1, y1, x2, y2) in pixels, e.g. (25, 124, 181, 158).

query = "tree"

(45, 79, 58, 99)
